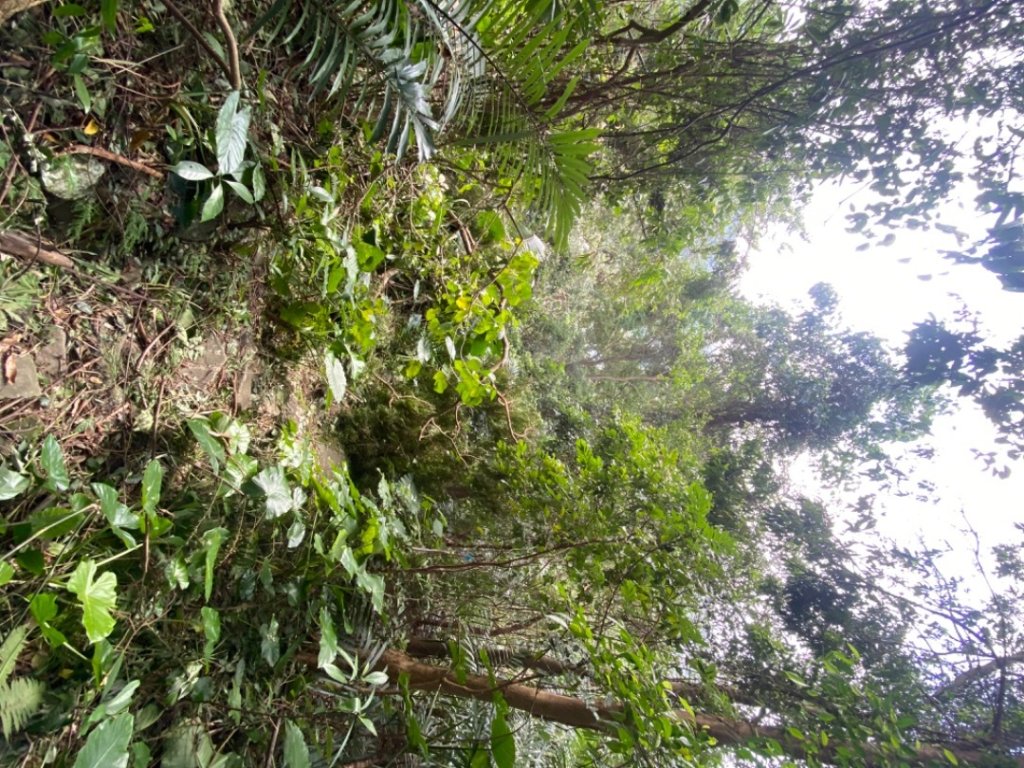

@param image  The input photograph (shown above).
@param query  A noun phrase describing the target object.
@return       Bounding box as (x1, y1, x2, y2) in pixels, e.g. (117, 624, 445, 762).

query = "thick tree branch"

(600, 0, 717, 46)
(376, 647, 1021, 768)
(936, 652, 1024, 699)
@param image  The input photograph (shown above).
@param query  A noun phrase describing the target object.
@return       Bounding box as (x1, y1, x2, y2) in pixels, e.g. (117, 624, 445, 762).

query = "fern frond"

(0, 624, 29, 688)
(0, 677, 45, 739)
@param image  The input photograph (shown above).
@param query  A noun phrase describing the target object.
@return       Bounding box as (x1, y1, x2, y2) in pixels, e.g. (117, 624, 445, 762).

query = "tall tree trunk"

(376, 647, 1020, 768)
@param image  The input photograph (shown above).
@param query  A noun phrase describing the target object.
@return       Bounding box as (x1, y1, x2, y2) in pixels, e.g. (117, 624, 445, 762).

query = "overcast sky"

(739, 179, 1024, 583)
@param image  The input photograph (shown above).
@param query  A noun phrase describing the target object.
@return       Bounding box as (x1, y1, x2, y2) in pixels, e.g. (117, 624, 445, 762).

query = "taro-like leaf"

(41, 435, 70, 492)
(283, 721, 310, 768)
(255, 466, 292, 519)
(67, 560, 118, 643)
(0, 466, 29, 501)
(72, 712, 133, 768)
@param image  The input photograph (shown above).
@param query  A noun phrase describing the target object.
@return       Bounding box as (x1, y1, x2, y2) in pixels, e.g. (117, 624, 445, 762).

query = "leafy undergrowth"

(0, 4, 552, 765)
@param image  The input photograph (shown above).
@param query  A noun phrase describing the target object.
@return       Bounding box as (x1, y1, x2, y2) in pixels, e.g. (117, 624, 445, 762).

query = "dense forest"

(1, 0, 1022, 765)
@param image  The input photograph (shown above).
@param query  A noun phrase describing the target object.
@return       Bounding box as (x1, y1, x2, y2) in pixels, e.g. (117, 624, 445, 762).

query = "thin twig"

(263, 718, 282, 768)
(162, 0, 234, 86)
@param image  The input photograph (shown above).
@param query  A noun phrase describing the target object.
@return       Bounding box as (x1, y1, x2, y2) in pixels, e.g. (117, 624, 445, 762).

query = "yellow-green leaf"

(67, 560, 118, 643)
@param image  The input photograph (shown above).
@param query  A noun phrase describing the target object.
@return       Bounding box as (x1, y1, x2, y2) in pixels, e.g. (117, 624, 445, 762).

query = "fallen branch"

(61, 143, 164, 179)
(0, 230, 74, 269)
(372, 647, 1020, 768)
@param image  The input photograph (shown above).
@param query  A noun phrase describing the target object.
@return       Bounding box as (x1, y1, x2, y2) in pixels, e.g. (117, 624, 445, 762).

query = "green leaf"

(317, 607, 339, 667)
(944, 749, 959, 766)
(201, 527, 229, 602)
(41, 435, 70, 492)
(67, 560, 118, 644)
(0, 466, 30, 500)
(216, 92, 251, 176)
(355, 568, 384, 612)
(201, 606, 220, 659)
(287, 518, 306, 549)
(30, 507, 83, 538)
(72, 712, 133, 768)
(224, 179, 254, 204)
(325, 351, 347, 403)
(141, 460, 163, 516)
(490, 708, 516, 768)
(188, 419, 226, 475)
(102, 680, 139, 717)
(29, 592, 57, 622)
(260, 617, 279, 667)
(469, 745, 489, 768)
(100, 0, 117, 31)
(251, 164, 266, 201)
(93, 483, 138, 531)
(30, 592, 65, 647)
(282, 721, 310, 768)
(73, 74, 92, 113)
(0, 561, 14, 587)
(171, 161, 215, 181)
(201, 183, 226, 222)
(255, 466, 292, 519)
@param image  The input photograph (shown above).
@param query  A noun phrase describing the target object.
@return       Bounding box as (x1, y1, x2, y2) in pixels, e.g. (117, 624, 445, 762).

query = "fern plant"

(247, 0, 602, 246)
(0, 624, 45, 739)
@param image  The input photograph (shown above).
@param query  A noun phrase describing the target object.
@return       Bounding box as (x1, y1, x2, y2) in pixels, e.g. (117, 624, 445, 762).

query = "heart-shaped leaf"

(67, 560, 118, 643)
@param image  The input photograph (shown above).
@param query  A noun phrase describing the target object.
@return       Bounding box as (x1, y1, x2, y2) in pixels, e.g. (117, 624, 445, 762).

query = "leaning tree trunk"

(371, 647, 1019, 768)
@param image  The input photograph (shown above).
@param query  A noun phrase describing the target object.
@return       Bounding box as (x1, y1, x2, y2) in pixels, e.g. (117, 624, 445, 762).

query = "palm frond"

(248, 0, 602, 243)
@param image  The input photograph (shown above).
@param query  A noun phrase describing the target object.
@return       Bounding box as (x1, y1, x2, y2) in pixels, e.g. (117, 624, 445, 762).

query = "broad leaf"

(201, 606, 220, 659)
(216, 92, 251, 176)
(287, 518, 306, 549)
(67, 560, 118, 643)
(490, 703, 516, 768)
(93, 483, 138, 530)
(0, 466, 29, 500)
(188, 419, 226, 475)
(72, 712, 133, 768)
(41, 435, 70, 492)
(141, 460, 163, 516)
(0, 561, 13, 587)
(201, 183, 225, 222)
(224, 178, 254, 204)
(255, 466, 292, 519)
(260, 617, 279, 667)
(325, 351, 347, 403)
(171, 161, 214, 181)
(282, 721, 310, 768)
(201, 527, 229, 602)
(100, 0, 117, 31)
(318, 606, 339, 668)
